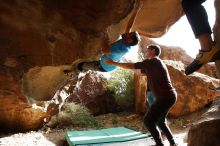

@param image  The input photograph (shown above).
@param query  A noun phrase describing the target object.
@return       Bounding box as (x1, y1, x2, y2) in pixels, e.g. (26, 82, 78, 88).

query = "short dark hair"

(147, 45, 161, 56)
(122, 31, 140, 46)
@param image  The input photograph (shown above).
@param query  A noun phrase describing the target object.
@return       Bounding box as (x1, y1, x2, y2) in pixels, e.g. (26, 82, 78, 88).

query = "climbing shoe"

(210, 49, 220, 62)
(185, 45, 219, 75)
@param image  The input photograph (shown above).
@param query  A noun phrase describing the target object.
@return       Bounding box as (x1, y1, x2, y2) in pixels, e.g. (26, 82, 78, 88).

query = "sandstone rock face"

(188, 97, 220, 146)
(0, 101, 48, 133)
(132, 0, 183, 37)
(0, 0, 136, 72)
(0, 68, 49, 133)
(134, 72, 147, 113)
(0, 0, 220, 134)
(0, 0, 183, 72)
(22, 65, 71, 101)
(164, 60, 220, 117)
(0, 0, 219, 72)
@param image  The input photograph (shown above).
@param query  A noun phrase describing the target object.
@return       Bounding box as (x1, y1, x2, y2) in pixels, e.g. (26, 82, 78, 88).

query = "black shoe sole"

(185, 49, 220, 75)
(185, 61, 203, 75)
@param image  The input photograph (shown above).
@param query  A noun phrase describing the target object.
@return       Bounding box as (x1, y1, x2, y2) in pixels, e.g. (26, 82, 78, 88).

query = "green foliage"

(106, 68, 135, 110)
(47, 103, 101, 128)
(173, 118, 186, 127)
(111, 116, 118, 124)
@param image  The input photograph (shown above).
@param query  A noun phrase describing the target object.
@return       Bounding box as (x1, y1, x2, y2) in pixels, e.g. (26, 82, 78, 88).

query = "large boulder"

(22, 65, 71, 101)
(67, 71, 118, 115)
(164, 60, 220, 117)
(187, 97, 220, 146)
(0, 69, 49, 133)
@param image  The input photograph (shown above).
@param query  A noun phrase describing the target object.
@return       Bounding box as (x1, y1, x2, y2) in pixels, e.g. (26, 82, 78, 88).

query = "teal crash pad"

(65, 127, 153, 146)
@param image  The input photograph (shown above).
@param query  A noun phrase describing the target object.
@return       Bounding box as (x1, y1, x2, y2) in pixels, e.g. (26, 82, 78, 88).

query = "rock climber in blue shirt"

(64, 0, 142, 74)
(99, 31, 140, 71)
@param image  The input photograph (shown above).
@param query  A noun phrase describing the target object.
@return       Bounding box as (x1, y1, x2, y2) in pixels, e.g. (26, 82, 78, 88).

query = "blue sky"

(152, 0, 215, 58)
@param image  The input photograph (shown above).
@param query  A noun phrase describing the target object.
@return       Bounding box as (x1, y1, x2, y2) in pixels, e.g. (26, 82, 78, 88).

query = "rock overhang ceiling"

(1, 0, 220, 133)
(0, 0, 183, 69)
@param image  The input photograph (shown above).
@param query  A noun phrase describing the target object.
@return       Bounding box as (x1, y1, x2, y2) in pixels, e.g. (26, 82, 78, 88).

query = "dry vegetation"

(0, 107, 208, 146)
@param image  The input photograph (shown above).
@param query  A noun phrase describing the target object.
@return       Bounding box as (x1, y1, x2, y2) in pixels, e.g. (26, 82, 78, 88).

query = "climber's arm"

(125, 0, 143, 33)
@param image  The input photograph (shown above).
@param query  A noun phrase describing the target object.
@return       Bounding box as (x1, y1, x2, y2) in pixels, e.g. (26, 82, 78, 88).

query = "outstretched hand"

(104, 58, 115, 65)
(125, 0, 143, 33)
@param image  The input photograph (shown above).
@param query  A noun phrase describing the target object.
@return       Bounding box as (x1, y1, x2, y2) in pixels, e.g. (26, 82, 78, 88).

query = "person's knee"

(157, 120, 166, 129)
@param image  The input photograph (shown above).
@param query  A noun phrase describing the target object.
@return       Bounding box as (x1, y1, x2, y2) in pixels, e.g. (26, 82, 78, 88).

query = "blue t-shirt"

(100, 39, 132, 71)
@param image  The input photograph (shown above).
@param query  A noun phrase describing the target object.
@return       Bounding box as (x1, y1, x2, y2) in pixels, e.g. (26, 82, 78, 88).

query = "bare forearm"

(111, 62, 135, 69)
(125, 9, 138, 33)
(125, 0, 142, 33)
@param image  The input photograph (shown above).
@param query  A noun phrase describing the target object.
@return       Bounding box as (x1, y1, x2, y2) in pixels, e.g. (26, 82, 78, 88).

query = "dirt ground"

(0, 108, 208, 146)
